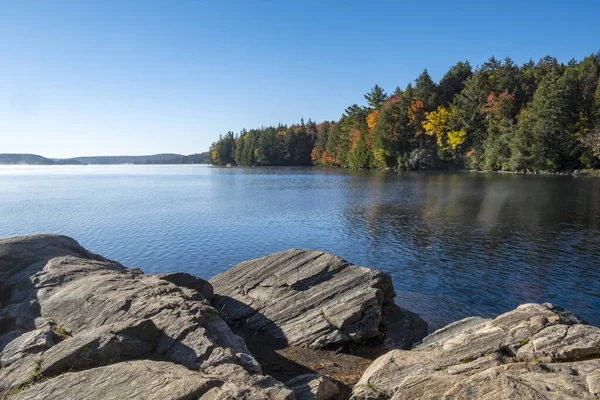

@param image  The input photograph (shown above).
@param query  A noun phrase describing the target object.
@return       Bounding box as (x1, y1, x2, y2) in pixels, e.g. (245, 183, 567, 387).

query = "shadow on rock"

(0, 235, 295, 400)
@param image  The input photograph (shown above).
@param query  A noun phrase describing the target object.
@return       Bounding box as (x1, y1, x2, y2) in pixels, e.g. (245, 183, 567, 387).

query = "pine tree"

(364, 85, 387, 109)
(437, 62, 472, 106)
(516, 70, 572, 169)
(414, 69, 437, 110)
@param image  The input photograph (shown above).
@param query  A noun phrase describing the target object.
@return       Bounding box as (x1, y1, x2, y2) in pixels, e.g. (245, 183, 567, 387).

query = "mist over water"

(1, 165, 599, 330)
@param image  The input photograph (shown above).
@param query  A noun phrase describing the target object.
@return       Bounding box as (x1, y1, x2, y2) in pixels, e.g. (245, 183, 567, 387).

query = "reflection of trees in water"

(338, 172, 600, 329)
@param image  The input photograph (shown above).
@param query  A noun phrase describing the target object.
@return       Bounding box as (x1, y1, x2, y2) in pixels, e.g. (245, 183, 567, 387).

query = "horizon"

(0, 152, 186, 158)
(1, 0, 599, 158)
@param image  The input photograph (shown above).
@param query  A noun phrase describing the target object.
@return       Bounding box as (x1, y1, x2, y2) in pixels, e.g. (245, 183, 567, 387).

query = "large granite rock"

(210, 249, 427, 350)
(0, 235, 293, 399)
(351, 303, 600, 399)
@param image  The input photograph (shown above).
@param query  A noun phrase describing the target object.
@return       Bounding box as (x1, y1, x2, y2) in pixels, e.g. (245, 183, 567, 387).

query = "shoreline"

(211, 164, 600, 177)
(2, 161, 599, 177)
(2, 235, 600, 399)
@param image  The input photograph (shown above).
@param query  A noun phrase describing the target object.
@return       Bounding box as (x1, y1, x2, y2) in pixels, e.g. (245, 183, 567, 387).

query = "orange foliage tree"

(367, 110, 379, 133)
(349, 129, 361, 152)
(408, 101, 426, 136)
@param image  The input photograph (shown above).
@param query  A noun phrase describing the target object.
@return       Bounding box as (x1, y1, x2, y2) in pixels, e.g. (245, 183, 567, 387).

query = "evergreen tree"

(437, 62, 472, 106)
(364, 85, 387, 109)
(208, 52, 600, 172)
(325, 123, 340, 165)
(313, 122, 330, 166)
(414, 69, 438, 110)
(516, 70, 572, 169)
(481, 92, 517, 170)
(348, 126, 372, 168)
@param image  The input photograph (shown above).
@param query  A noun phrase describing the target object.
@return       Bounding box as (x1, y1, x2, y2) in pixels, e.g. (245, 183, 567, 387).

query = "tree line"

(209, 52, 600, 171)
(138, 152, 210, 164)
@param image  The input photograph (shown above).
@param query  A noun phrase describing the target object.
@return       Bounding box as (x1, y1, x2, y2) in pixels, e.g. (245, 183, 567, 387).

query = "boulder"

(10, 360, 223, 400)
(0, 235, 293, 399)
(351, 303, 600, 399)
(210, 249, 427, 350)
(157, 272, 214, 302)
(39, 319, 161, 376)
(0, 234, 117, 286)
(0, 328, 53, 367)
(286, 374, 340, 400)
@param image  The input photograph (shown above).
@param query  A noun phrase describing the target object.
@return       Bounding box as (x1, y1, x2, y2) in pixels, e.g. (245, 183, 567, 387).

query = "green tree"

(207, 52, 600, 173)
(414, 69, 437, 110)
(312, 122, 330, 165)
(512, 69, 572, 170)
(364, 85, 387, 109)
(481, 92, 517, 170)
(325, 122, 340, 165)
(437, 61, 472, 106)
(348, 126, 372, 168)
(372, 103, 401, 168)
(210, 132, 236, 166)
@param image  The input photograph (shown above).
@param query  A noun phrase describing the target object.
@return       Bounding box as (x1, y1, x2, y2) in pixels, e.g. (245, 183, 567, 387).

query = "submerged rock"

(0, 234, 293, 399)
(351, 303, 600, 399)
(210, 249, 427, 350)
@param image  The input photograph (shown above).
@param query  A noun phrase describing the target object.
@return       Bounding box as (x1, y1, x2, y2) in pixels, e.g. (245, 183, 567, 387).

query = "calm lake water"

(1, 165, 599, 330)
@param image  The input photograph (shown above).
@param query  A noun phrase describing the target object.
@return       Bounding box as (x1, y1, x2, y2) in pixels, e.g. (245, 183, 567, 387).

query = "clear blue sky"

(1, 0, 598, 158)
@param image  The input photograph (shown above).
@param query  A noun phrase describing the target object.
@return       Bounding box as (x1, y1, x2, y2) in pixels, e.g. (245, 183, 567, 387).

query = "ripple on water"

(1, 165, 599, 331)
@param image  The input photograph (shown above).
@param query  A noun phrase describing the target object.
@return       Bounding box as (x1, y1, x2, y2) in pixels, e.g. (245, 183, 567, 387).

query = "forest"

(209, 53, 600, 172)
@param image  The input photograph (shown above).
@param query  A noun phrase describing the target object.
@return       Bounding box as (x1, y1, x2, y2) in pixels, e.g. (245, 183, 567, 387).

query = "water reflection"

(336, 172, 600, 329)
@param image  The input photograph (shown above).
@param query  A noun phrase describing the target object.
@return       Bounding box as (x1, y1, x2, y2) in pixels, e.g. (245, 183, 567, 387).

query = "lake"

(1, 165, 599, 331)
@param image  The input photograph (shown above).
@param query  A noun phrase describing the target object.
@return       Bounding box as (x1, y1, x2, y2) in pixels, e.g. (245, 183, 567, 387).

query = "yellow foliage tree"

(422, 106, 451, 147)
(447, 130, 467, 149)
(422, 106, 467, 151)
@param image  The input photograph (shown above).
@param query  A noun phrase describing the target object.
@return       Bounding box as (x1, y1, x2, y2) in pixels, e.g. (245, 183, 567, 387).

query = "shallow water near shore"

(1, 164, 599, 331)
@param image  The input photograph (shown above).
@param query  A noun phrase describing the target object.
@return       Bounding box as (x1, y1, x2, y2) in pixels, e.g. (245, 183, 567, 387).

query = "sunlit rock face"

(0, 234, 293, 400)
(351, 303, 600, 400)
(210, 248, 428, 350)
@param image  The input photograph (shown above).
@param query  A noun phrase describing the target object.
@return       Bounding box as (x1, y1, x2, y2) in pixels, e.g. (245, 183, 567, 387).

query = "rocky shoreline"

(1, 235, 599, 399)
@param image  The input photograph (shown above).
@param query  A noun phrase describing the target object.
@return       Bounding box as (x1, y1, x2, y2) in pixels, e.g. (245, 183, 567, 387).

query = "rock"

(30, 256, 253, 372)
(587, 370, 600, 395)
(157, 272, 214, 302)
(210, 249, 427, 350)
(351, 303, 600, 399)
(417, 316, 489, 350)
(10, 360, 224, 400)
(381, 302, 429, 350)
(286, 374, 340, 400)
(0, 235, 294, 399)
(0, 328, 53, 367)
(0, 235, 118, 286)
(40, 319, 161, 376)
(517, 324, 600, 362)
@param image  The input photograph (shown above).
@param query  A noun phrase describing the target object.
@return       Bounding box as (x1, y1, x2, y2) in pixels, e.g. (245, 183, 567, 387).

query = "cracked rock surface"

(0, 235, 293, 400)
(210, 249, 427, 350)
(351, 303, 600, 399)
(5, 234, 597, 400)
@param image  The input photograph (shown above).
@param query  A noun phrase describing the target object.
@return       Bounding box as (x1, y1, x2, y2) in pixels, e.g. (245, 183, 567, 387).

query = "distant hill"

(63, 154, 183, 165)
(0, 153, 209, 165)
(137, 152, 210, 164)
(0, 154, 80, 165)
